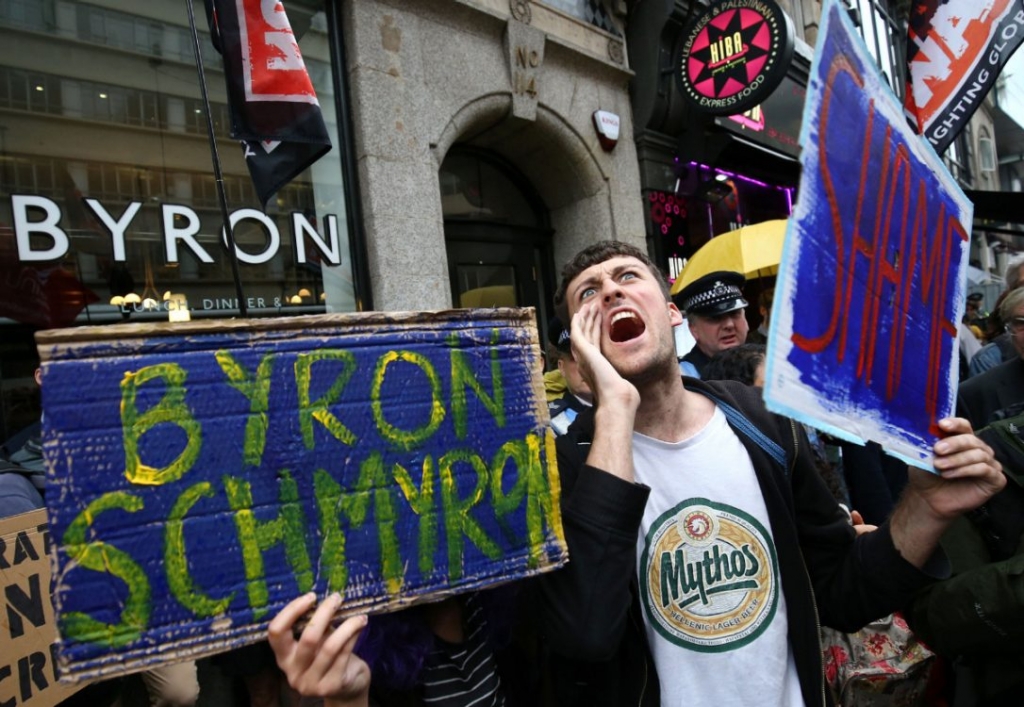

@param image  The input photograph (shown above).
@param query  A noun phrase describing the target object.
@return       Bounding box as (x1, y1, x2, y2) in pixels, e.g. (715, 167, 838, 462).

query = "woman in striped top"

(268, 590, 523, 707)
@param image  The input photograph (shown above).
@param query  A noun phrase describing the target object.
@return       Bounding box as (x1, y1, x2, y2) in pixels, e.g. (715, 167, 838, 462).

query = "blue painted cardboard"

(36, 310, 566, 680)
(763, 0, 971, 470)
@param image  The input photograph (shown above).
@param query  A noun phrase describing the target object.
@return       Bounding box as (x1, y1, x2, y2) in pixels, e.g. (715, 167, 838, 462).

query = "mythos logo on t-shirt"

(639, 498, 779, 652)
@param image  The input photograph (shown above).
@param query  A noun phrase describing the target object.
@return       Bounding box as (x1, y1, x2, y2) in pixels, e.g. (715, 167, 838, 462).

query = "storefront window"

(0, 0, 358, 440)
(540, 0, 620, 35)
(654, 161, 793, 286)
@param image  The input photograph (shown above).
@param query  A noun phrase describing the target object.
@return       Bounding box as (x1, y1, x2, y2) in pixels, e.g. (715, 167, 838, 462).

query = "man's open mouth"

(609, 311, 646, 342)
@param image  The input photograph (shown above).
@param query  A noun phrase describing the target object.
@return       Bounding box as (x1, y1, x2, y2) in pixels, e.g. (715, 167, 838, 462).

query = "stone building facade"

(0, 0, 644, 438)
(341, 0, 644, 312)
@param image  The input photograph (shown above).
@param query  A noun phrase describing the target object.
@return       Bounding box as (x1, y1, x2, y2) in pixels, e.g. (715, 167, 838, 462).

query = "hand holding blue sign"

(764, 0, 1006, 569)
(268, 593, 370, 707)
(891, 417, 1004, 567)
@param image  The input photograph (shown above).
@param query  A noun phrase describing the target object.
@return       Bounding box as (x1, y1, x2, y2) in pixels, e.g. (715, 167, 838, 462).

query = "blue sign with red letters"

(764, 0, 971, 470)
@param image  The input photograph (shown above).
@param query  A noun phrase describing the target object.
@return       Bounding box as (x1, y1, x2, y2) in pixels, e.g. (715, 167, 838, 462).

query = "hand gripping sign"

(36, 309, 566, 681)
(764, 0, 972, 471)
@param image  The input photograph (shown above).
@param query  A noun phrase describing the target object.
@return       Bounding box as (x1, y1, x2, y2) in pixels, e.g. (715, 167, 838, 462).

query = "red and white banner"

(905, 0, 1024, 154)
(205, 0, 331, 207)
(236, 0, 319, 104)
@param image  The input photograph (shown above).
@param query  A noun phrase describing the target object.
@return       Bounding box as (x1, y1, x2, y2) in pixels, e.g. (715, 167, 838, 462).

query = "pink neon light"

(687, 160, 795, 211)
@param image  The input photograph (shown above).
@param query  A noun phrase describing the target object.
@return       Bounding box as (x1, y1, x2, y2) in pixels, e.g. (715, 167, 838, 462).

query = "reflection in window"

(945, 122, 974, 187)
(0, 66, 234, 137)
(0, 0, 55, 30)
(455, 265, 518, 308)
(654, 161, 794, 288)
(0, 0, 355, 325)
(978, 129, 996, 173)
(0, 0, 360, 451)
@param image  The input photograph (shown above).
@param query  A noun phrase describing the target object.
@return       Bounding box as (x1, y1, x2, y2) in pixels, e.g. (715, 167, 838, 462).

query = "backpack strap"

(699, 391, 789, 473)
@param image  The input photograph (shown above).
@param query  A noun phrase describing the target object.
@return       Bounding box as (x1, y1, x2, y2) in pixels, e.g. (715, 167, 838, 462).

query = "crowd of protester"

(2, 250, 1021, 707)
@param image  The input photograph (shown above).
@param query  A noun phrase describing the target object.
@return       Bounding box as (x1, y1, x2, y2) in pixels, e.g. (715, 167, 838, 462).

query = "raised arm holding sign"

(531, 3, 1004, 705)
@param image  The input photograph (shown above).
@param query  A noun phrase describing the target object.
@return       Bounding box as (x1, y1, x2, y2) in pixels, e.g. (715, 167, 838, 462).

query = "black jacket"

(539, 378, 946, 707)
(957, 357, 1024, 426)
(680, 345, 712, 376)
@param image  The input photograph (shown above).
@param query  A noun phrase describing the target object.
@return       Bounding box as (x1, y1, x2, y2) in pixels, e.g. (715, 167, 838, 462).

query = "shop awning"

(705, 131, 802, 187)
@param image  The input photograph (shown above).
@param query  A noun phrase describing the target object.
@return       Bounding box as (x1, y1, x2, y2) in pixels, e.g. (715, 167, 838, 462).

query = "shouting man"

(540, 241, 1004, 707)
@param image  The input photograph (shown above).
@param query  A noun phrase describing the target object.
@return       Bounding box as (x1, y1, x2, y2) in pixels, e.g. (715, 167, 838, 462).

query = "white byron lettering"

(13, 195, 69, 261)
(162, 204, 214, 264)
(225, 209, 281, 265)
(84, 199, 143, 262)
(292, 213, 341, 266)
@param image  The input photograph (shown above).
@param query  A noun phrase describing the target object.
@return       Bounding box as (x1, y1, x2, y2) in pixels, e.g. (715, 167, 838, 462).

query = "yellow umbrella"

(670, 219, 788, 295)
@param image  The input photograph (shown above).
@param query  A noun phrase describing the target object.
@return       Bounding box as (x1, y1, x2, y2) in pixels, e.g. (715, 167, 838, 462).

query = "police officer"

(676, 271, 749, 377)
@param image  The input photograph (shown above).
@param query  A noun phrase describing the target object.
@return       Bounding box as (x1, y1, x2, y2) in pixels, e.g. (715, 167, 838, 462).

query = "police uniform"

(546, 317, 591, 436)
(675, 271, 748, 377)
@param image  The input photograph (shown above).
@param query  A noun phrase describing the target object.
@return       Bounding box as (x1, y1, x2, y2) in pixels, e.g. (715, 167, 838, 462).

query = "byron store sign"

(676, 0, 795, 115)
(8, 195, 341, 266)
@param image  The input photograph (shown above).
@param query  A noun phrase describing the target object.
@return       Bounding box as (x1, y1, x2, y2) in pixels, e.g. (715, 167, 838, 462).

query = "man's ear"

(668, 301, 684, 327)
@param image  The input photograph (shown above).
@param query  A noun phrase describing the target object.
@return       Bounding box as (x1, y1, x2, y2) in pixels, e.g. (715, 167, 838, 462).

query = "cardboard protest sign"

(764, 0, 971, 470)
(36, 309, 567, 681)
(0, 509, 86, 707)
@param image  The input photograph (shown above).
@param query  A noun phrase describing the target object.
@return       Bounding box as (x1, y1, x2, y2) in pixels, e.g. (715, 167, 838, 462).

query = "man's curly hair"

(553, 241, 670, 324)
(702, 344, 767, 387)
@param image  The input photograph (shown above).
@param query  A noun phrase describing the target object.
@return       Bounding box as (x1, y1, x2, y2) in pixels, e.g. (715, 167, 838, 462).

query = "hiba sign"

(0, 510, 86, 707)
(676, 0, 795, 115)
(36, 310, 567, 681)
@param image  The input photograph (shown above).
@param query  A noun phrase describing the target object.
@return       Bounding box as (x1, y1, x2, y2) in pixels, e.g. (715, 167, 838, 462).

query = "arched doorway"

(441, 147, 555, 328)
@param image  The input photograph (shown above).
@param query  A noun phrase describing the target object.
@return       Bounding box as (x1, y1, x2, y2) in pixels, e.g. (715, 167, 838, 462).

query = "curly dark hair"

(553, 241, 669, 324)
(702, 344, 766, 387)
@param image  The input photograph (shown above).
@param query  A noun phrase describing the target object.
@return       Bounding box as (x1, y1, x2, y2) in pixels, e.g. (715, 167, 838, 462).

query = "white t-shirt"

(633, 407, 804, 707)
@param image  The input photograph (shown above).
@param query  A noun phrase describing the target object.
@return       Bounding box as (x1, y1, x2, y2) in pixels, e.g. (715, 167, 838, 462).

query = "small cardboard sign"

(0, 509, 85, 707)
(37, 309, 566, 681)
(764, 0, 971, 470)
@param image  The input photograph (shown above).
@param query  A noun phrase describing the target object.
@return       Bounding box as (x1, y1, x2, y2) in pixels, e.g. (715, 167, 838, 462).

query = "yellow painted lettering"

(372, 351, 445, 451)
(165, 482, 233, 617)
(121, 363, 201, 486)
(216, 351, 275, 467)
(439, 449, 500, 581)
(313, 455, 404, 597)
(526, 432, 565, 566)
(392, 455, 437, 576)
(60, 492, 151, 647)
(295, 350, 358, 450)
(450, 330, 505, 439)
(224, 471, 312, 619)
(490, 439, 528, 518)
